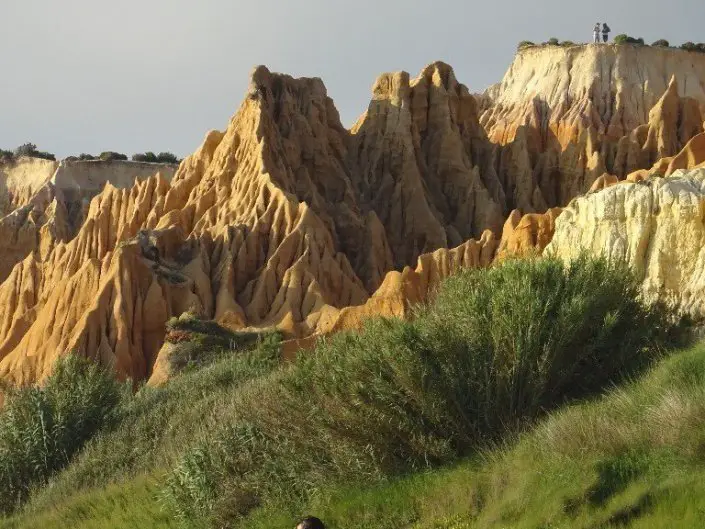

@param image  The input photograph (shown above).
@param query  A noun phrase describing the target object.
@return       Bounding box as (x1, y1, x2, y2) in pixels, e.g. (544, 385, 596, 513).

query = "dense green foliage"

(132, 152, 159, 163)
(132, 152, 180, 164)
(614, 34, 645, 45)
(652, 39, 670, 47)
(5, 342, 705, 529)
(516, 40, 535, 50)
(162, 257, 677, 526)
(240, 342, 705, 529)
(0, 143, 56, 162)
(681, 42, 705, 53)
(17, 333, 282, 519)
(98, 151, 128, 162)
(0, 357, 123, 514)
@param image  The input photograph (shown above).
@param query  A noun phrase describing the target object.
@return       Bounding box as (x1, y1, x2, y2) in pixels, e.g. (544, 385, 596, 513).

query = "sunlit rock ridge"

(1, 43, 704, 387)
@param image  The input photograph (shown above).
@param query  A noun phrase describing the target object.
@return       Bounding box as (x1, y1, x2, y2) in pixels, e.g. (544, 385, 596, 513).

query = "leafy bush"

(697, 43, 705, 53)
(652, 39, 670, 47)
(560, 40, 576, 47)
(12, 143, 55, 161)
(547, 37, 560, 45)
(163, 256, 680, 525)
(681, 41, 697, 51)
(14, 143, 37, 157)
(78, 153, 96, 161)
(131, 152, 158, 163)
(0, 149, 13, 161)
(517, 41, 535, 50)
(22, 338, 282, 517)
(614, 34, 644, 45)
(156, 152, 179, 164)
(98, 151, 128, 162)
(131, 152, 178, 164)
(0, 356, 123, 514)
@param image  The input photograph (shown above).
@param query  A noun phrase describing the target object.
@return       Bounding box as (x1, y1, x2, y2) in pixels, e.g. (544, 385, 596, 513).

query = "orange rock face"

(2, 46, 703, 388)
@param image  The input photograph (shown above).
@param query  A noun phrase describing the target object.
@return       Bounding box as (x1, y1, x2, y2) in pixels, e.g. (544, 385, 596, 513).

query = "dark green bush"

(163, 256, 679, 525)
(681, 41, 697, 51)
(547, 37, 559, 45)
(0, 356, 123, 514)
(156, 152, 179, 164)
(560, 40, 576, 47)
(697, 43, 705, 53)
(98, 151, 128, 162)
(78, 153, 96, 161)
(614, 34, 644, 45)
(131, 152, 158, 163)
(652, 39, 670, 47)
(517, 41, 535, 50)
(0, 149, 13, 161)
(12, 143, 56, 161)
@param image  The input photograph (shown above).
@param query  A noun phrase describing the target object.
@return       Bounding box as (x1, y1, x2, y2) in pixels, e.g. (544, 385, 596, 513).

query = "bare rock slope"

(546, 168, 705, 316)
(0, 159, 176, 282)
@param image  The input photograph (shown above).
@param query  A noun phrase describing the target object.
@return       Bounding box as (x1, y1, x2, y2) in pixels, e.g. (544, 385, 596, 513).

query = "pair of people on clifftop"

(594, 22, 611, 43)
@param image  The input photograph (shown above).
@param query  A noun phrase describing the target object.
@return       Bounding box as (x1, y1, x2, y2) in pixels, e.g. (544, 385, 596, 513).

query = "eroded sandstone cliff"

(546, 168, 705, 316)
(0, 158, 176, 282)
(2, 45, 703, 387)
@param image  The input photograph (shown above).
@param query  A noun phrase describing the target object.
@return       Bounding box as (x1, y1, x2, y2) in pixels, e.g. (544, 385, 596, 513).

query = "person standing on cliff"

(593, 23, 601, 44)
(602, 23, 611, 42)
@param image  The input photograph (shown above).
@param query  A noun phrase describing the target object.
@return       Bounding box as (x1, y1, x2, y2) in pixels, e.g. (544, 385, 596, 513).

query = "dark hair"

(297, 517, 325, 529)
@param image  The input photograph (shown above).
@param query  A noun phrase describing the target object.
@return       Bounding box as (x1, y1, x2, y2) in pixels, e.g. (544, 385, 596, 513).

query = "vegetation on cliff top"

(517, 38, 705, 51)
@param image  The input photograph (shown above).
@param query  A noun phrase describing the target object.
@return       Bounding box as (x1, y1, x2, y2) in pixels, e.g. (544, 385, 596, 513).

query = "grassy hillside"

(0, 256, 690, 529)
(5, 342, 705, 529)
(242, 342, 705, 528)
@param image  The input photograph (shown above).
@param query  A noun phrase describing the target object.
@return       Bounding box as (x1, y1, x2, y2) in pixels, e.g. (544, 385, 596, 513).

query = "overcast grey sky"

(1, 0, 702, 158)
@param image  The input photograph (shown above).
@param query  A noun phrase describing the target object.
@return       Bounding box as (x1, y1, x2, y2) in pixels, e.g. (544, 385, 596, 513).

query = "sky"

(1, 0, 702, 159)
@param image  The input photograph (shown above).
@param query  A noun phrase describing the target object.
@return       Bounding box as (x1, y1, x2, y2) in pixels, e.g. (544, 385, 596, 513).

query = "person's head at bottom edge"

(296, 516, 326, 529)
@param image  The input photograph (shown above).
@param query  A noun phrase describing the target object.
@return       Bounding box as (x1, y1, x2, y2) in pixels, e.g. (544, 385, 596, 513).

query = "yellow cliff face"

(3, 46, 704, 388)
(480, 45, 705, 208)
(546, 168, 705, 317)
(0, 158, 176, 283)
(482, 44, 705, 147)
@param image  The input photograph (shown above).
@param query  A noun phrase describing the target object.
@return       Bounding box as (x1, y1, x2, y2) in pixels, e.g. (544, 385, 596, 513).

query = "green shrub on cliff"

(98, 151, 128, 162)
(131, 152, 156, 163)
(0, 356, 124, 514)
(11, 143, 55, 161)
(156, 152, 179, 164)
(614, 34, 644, 45)
(517, 40, 535, 50)
(162, 256, 679, 525)
(652, 39, 670, 47)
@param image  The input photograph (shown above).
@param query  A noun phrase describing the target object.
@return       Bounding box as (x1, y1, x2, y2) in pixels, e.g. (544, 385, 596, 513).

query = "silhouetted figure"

(602, 23, 611, 42)
(296, 517, 325, 529)
(593, 23, 601, 43)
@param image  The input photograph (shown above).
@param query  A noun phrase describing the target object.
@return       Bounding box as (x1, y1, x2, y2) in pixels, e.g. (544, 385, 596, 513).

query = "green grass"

(237, 342, 705, 528)
(19, 333, 281, 517)
(0, 476, 179, 529)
